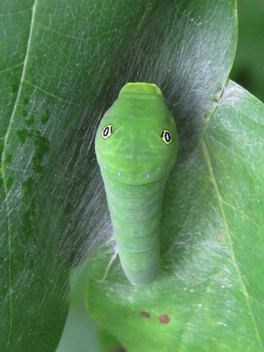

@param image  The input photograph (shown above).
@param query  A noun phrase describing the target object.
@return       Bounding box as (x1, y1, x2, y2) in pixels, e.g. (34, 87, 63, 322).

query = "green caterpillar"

(95, 82, 179, 285)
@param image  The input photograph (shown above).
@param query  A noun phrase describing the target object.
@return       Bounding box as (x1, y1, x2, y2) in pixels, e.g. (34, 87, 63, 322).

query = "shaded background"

(57, 0, 264, 351)
(230, 0, 264, 102)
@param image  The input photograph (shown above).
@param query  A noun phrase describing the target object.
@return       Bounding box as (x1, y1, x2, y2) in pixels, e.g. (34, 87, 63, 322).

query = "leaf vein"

(24, 80, 80, 106)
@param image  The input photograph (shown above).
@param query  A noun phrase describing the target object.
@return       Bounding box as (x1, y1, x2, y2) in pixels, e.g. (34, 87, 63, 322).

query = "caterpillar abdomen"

(104, 176, 167, 285)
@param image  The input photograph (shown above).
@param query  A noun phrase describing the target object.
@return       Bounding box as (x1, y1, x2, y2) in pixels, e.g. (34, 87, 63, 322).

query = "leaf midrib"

(0, 1, 38, 350)
(201, 138, 263, 348)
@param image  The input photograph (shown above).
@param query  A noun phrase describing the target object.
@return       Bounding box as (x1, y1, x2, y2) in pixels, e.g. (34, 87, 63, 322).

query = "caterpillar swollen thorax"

(95, 82, 179, 285)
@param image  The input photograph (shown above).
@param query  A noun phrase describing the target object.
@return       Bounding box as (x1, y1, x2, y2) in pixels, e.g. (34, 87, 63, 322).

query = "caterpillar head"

(95, 83, 178, 185)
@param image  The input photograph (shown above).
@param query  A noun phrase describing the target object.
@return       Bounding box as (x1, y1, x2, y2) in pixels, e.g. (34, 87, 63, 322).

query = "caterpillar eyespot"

(95, 82, 179, 285)
(160, 129, 172, 144)
(102, 124, 114, 139)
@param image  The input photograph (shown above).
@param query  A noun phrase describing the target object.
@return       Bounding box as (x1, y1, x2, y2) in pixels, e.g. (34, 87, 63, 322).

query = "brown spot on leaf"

(140, 311, 150, 318)
(159, 314, 170, 324)
(217, 229, 222, 239)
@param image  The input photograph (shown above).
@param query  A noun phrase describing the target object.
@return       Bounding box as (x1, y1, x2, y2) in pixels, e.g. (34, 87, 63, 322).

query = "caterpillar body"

(95, 82, 178, 285)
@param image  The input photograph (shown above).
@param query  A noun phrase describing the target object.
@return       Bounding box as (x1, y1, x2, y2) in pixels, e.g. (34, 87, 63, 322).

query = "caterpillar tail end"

(123, 262, 160, 286)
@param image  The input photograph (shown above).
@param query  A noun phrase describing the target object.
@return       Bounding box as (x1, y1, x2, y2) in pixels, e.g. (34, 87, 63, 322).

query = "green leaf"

(87, 80, 264, 351)
(0, 0, 237, 350)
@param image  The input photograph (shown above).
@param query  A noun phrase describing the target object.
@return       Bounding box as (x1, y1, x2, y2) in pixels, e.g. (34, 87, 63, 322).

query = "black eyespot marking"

(160, 129, 172, 145)
(102, 124, 114, 139)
